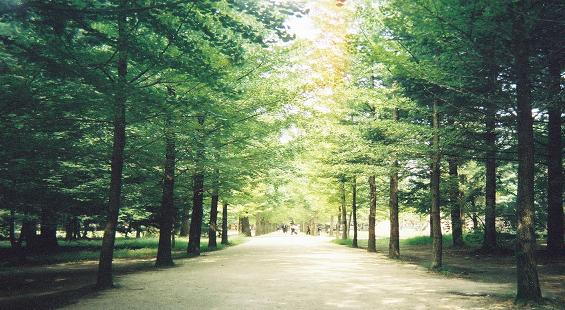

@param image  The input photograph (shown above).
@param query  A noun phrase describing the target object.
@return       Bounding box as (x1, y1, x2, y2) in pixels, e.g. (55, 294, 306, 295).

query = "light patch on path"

(63, 233, 513, 309)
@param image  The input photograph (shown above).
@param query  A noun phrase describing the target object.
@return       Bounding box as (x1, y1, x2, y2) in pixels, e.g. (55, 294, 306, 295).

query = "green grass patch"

(332, 233, 482, 249)
(1, 235, 248, 266)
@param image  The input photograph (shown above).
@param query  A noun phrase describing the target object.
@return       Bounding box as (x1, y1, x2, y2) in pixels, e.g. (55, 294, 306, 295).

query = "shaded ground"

(2, 233, 563, 309)
(336, 235, 565, 306)
(0, 236, 243, 310)
(400, 244, 565, 305)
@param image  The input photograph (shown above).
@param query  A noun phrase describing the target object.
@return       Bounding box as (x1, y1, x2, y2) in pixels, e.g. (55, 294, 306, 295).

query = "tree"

(512, 0, 541, 301)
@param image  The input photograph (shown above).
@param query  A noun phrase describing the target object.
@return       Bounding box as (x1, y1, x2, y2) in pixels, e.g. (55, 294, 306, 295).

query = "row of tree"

(0, 0, 308, 288)
(313, 0, 562, 303)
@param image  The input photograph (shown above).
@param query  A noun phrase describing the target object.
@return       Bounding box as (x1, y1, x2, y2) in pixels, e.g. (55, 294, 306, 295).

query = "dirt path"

(59, 233, 529, 310)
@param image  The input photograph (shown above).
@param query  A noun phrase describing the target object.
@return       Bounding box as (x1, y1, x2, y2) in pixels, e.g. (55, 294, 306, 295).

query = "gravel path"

(63, 233, 514, 309)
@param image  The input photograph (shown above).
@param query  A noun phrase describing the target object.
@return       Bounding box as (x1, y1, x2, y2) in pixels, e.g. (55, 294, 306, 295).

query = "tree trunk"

(448, 156, 464, 247)
(221, 202, 228, 244)
(483, 54, 498, 251)
(352, 177, 358, 248)
(513, 7, 541, 301)
(65, 217, 74, 241)
(179, 204, 190, 237)
(389, 161, 400, 258)
(188, 115, 206, 256)
(469, 197, 478, 230)
(9, 206, 17, 249)
(187, 173, 204, 255)
(21, 218, 37, 249)
(156, 112, 176, 267)
(389, 107, 400, 258)
(430, 101, 443, 270)
(240, 216, 251, 237)
(97, 0, 128, 289)
(340, 180, 347, 240)
(208, 172, 219, 248)
(546, 46, 563, 255)
(336, 207, 341, 239)
(39, 207, 58, 251)
(368, 175, 377, 252)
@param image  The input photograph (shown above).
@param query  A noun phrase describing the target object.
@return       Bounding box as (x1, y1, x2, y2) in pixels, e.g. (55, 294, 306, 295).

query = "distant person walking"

(291, 224, 298, 235)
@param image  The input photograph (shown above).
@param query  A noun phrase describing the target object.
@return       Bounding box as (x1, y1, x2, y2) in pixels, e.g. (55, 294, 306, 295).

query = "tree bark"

(188, 114, 206, 256)
(389, 107, 400, 258)
(483, 49, 498, 251)
(97, 0, 128, 289)
(156, 112, 176, 267)
(448, 156, 464, 247)
(513, 5, 541, 301)
(546, 46, 563, 255)
(221, 202, 228, 244)
(340, 180, 347, 240)
(240, 216, 251, 237)
(208, 171, 219, 248)
(39, 206, 58, 251)
(179, 204, 190, 237)
(389, 162, 400, 258)
(352, 177, 358, 248)
(187, 173, 204, 255)
(368, 175, 377, 252)
(9, 206, 17, 249)
(430, 101, 443, 270)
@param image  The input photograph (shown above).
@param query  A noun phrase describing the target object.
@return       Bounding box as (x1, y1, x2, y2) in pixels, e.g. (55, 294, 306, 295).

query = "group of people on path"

(280, 223, 299, 235)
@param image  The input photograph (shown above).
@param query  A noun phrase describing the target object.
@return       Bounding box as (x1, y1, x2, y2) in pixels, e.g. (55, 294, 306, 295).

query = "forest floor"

(2, 233, 562, 309)
(335, 236, 565, 307)
(0, 235, 245, 310)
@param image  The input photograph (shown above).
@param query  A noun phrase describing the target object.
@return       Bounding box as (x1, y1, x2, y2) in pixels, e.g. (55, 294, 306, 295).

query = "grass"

(332, 233, 483, 249)
(0, 235, 247, 266)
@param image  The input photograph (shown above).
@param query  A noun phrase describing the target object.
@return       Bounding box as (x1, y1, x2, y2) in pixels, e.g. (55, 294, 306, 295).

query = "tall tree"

(367, 175, 377, 252)
(389, 108, 400, 259)
(545, 8, 564, 255)
(340, 180, 347, 240)
(221, 202, 229, 245)
(512, 0, 541, 301)
(208, 170, 220, 249)
(97, 0, 129, 288)
(351, 177, 358, 248)
(156, 111, 176, 267)
(430, 101, 442, 270)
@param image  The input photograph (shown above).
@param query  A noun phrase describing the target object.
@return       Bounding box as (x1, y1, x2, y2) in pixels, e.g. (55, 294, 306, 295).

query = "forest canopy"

(0, 0, 562, 303)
